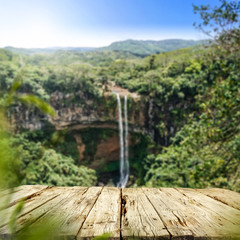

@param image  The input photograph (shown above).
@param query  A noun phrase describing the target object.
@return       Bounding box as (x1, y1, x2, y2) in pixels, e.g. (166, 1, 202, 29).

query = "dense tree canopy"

(0, 0, 239, 191)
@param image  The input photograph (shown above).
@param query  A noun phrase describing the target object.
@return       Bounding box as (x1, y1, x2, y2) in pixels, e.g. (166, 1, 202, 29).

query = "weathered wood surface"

(78, 187, 121, 239)
(122, 188, 169, 239)
(197, 188, 240, 211)
(0, 185, 48, 208)
(0, 186, 239, 239)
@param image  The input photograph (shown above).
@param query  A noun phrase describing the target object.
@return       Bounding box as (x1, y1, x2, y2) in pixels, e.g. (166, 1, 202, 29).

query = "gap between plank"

(141, 188, 172, 240)
(174, 188, 240, 227)
(17, 194, 60, 224)
(75, 187, 103, 239)
(17, 187, 89, 235)
(174, 187, 240, 212)
(0, 211, 50, 240)
(195, 190, 240, 211)
(0, 194, 60, 229)
(8, 186, 51, 208)
(119, 188, 123, 240)
(17, 211, 49, 234)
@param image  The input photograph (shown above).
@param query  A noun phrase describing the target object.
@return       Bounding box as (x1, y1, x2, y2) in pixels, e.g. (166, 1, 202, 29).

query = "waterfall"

(116, 93, 124, 187)
(116, 93, 129, 188)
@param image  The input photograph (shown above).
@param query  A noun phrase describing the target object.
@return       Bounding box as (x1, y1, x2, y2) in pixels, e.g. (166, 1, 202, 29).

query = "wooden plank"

(0, 189, 18, 211)
(0, 186, 86, 235)
(78, 187, 121, 239)
(143, 187, 221, 239)
(0, 188, 19, 198)
(197, 188, 240, 210)
(0, 186, 83, 228)
(0, 186, 75, 229)
(32, 186, 103, 239)
(121, 188, 169, 239)
(0, 185, 48, 208)
(176, 188, 240, 238)
(0, 185, 48, 198)
(1, 185, 240, 239)
(162, 188, 240, 239)
(177, 188, 240, 223)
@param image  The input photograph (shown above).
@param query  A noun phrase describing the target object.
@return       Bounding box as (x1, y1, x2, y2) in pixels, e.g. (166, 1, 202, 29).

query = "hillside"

(4, 38, 204, 58)
(100, 39, 204, 56)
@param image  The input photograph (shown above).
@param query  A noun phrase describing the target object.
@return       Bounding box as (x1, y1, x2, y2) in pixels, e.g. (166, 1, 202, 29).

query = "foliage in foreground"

(0, 78, 97, 189)
(0, 83, 98, 240)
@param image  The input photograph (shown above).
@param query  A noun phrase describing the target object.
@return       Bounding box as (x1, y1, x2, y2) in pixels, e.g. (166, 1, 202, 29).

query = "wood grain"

(33, 186, 103, 239)
(197, 188, 240, 210)
(176, 188, 240, 238)
(0, 186, 240, 239)
(143, 187, 203, 239)
(78, 187, 120, 239)
(122, 188, 169, 239)
(0, 186, 85, 235)
(0, 185, 48, 208)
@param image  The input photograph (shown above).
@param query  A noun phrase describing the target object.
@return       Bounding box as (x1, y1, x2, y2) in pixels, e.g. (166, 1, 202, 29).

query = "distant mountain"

(4, 39, 205, 57)
(4, 46, 96, 55)
(100, 39, 204, 56)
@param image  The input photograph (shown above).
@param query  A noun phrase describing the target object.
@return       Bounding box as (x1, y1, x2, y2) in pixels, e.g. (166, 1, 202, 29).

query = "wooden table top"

(0, 185, 240, 239)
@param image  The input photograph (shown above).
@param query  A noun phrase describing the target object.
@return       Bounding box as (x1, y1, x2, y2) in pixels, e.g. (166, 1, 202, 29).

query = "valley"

(0, 35, 239, 190)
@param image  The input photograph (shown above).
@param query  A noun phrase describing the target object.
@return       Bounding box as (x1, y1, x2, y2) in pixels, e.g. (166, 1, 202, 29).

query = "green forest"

(0, 0, 240, 194)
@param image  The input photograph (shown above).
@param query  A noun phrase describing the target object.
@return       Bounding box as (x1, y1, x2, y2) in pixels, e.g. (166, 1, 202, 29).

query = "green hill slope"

(4, 39, 205, 58)
(101, 39, 204, 56)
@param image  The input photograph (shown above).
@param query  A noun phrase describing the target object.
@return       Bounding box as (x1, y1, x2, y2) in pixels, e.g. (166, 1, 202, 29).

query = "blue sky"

(0, 0, 220, 48)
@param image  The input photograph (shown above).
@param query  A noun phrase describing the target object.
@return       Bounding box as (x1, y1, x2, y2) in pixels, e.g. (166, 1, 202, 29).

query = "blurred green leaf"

(9, 199, 25, 234)
(92, 232, 112, 240)
(19, 94, 55, 116)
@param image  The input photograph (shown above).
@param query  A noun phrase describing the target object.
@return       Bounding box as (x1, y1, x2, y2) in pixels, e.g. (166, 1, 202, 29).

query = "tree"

(193, 0, 240, 52)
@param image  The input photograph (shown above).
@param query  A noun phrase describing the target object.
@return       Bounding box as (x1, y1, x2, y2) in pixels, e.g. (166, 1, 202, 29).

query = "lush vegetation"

(143, 0, 240, 191)
(100, 39, 203, 56)
(144, 51, 240, 190)
(0, 86, 97, 188)
(0, 0, 239, 191)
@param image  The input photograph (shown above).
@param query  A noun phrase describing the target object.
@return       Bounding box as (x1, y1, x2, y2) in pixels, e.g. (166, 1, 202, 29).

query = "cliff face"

(10, 86, 182, 147)
(10, 89, 151, 181)
(9, 87, 184, 185)
(49, 90, 147, 133)
(74, 132, 120, 167)
(11, 90, 149, 133)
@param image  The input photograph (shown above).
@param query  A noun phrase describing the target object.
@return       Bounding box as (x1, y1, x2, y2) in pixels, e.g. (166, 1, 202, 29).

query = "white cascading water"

(116, 93, 129, 188)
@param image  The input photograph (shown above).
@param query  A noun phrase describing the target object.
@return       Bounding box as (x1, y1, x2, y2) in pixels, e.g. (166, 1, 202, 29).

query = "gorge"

(10, 87, 150, 186)
(7, 81, 197, 186)
(1, 34, 239, 191)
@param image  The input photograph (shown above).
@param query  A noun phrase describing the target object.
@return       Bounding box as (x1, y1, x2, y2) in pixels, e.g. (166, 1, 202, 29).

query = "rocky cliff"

(9, 87, 154, 184)
(11, 87, 151, 133)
